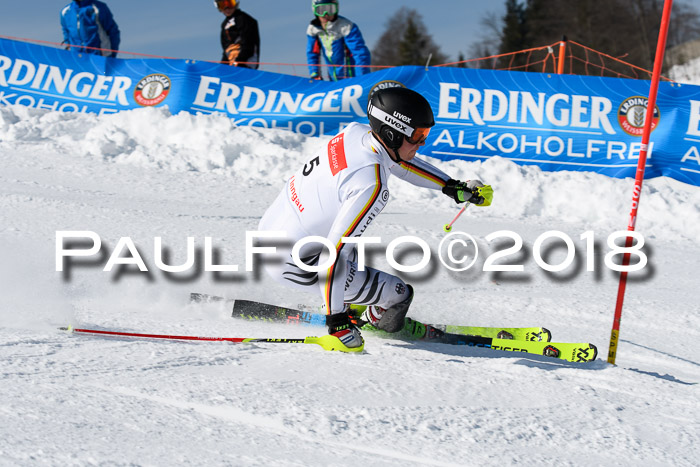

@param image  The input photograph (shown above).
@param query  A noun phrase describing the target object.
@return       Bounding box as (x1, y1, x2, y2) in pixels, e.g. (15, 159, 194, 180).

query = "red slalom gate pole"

(607, 0, 673, 365)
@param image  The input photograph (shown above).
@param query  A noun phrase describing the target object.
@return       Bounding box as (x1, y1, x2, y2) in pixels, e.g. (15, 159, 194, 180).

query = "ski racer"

(257, 87, 494, 351)
(60, 0, 120, 58)
(306, 0, 371, 80)
(216, 0, 261, 69)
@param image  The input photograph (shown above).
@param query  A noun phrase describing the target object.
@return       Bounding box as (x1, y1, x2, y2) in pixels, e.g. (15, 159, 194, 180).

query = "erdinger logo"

(617, 96, 660, 136)
(134, 74, 171, 107)
(368, 80, 405, 102)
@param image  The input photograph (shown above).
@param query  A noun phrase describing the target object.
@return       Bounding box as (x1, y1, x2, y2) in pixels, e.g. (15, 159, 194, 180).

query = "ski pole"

(443, 202, 470, 232)
(60, 326, 361, 352)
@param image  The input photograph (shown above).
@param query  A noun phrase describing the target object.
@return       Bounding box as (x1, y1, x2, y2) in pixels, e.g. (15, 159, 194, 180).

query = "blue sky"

(2, 0, 699, 73)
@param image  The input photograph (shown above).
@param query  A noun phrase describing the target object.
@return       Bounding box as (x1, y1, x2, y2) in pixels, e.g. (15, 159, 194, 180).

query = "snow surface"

(670, 56, 700, 85)
(1, 104, 699, 466)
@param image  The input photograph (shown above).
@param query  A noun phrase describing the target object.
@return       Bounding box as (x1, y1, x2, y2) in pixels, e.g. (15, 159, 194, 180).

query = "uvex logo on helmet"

(383, 115, 408, 133)
(392, 111, 411, 124)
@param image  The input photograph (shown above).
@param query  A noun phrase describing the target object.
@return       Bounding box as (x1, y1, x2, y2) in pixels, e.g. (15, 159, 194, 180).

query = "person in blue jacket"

(307, 0, 371, 81)
(60, 0, 120, 58)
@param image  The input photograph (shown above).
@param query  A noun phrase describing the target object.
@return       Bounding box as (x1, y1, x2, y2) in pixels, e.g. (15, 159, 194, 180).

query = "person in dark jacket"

(307, 0, 371, 80)
(216, 0, 260, 69)
(60, 0, 120, 58)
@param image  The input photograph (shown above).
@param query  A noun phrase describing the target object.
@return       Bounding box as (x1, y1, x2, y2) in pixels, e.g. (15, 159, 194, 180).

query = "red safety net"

(0, 35, 667, 81)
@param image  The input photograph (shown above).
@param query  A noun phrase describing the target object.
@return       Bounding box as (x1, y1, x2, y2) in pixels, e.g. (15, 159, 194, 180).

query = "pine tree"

(398, 17, 428, 65)
(499, 0, 528, 55)
(372, 7, 449, 67)
(456, 52, 467, 68)
(485, 0, 700, 74)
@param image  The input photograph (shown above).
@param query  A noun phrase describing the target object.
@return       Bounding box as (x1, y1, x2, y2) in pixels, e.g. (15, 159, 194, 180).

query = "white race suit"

(258, 122, 451, 316)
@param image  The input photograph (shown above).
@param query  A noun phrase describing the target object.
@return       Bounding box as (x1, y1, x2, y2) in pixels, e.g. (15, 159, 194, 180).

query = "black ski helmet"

(367, 87, 435, 150)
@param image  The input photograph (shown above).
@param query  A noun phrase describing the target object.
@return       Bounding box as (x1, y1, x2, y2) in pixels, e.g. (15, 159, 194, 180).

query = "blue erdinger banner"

(2, 37, 700, 186)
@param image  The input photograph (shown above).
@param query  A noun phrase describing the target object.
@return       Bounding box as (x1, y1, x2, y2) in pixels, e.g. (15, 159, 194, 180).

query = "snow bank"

(2, 104, 698, 245)
(670, 56, 700, 85)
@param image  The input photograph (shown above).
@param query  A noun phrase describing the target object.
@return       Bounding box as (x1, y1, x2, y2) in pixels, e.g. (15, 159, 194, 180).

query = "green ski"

(191, 293, 551, 342)
(191, 293, 597, 362)
(372, 318, 597, 363)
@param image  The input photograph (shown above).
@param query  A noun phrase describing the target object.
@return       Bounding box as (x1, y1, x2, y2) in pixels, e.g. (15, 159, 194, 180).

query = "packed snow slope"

(1, 104, 699, 466)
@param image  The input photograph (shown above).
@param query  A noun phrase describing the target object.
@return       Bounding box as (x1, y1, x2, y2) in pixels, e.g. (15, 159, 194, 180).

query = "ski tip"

(541, 342, 599, 363)
(569, 343, 598, 363)
(306, 335, 365, 353)
(59, 325, 73, 333)
(542, 327, 552, 342)
(588, 343, 599, 362)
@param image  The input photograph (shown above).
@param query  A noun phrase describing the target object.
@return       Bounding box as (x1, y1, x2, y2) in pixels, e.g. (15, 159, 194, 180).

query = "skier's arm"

(228, 16, 259, 65)
(219, 17, 229, 62)
(60, 8, 70, 46)
(306, 27, 322, 79)
(99, 5, 120, 56)
(391, 157, 494, 206)
(343, 23, 371, 75)
(389, 156, 450, 190)
(320, 165, 386, 314)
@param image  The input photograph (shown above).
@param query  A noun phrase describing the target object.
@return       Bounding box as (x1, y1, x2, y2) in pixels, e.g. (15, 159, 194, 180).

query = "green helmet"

(312, 0, 338, 17)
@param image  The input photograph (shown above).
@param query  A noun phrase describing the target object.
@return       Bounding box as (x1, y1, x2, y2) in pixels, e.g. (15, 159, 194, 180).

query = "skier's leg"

(258, 233, 365, 349)
(257, 192, 322, 295)
(343, 258, 413, 333)
(364, 283, 414, 333)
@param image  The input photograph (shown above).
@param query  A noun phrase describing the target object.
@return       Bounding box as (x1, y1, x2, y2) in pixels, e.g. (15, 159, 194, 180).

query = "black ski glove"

(442, 179, 493, 206)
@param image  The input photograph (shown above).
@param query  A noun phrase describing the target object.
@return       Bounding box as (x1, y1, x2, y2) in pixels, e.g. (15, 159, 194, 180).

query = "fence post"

(557, 36, 567, 74)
